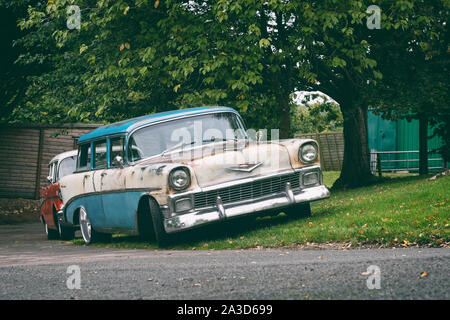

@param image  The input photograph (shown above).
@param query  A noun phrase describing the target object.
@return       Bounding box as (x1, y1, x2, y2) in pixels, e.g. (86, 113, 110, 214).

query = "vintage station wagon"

(57, 106, 330, 246)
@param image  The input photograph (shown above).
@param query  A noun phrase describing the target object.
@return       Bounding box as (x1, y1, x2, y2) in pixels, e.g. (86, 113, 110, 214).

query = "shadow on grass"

(376, 173, 433, 184)
(86, 211, 309, 249)
(330, 173, 433, 194)
(74, 173, 439, 249)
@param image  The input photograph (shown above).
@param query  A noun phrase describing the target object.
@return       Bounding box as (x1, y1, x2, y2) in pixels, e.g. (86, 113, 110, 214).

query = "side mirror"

(113, 155, 124, 168)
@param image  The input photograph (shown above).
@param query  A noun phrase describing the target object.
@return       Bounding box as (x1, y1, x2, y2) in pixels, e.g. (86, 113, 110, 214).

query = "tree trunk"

(419, 113, 428, 175)
(279, 95, 291, 139)
(333, 102, 374, 189)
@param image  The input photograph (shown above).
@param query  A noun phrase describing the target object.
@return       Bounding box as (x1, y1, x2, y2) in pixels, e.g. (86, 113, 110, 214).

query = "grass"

(72, 172, 450, 250)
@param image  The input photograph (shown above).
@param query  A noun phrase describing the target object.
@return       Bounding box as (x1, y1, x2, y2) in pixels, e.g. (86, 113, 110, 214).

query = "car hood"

(137, 140, 295, 188)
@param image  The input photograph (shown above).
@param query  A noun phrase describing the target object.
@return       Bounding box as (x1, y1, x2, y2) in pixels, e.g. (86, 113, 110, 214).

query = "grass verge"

(72, 172, 449, 250)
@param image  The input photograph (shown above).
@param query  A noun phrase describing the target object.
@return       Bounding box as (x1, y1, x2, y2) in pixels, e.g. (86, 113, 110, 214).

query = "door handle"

(100, 172, 108, 186)
(83, 174, 90, 189)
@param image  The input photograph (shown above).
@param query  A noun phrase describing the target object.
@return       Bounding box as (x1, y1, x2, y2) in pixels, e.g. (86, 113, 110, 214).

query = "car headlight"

(169, 167, 191, 191)
(299, 142, 318, 164)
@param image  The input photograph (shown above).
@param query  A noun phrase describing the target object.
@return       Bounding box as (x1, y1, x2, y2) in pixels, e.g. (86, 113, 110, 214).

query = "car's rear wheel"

(44, 220, 59, 240)
(79, 207, 111, 244)
(284, 202, 312, 218)
(148, 198, 171, 247)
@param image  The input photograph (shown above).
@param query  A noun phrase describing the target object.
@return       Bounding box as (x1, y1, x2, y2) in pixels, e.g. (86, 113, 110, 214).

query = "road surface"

(0, 223, 448, 299)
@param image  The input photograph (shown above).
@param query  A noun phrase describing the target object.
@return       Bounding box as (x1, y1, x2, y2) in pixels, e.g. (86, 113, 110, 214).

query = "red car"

(40, 150, 77, 240)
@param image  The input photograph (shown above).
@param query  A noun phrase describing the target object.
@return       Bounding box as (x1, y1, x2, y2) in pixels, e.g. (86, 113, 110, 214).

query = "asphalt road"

(0, 223, 448, 300)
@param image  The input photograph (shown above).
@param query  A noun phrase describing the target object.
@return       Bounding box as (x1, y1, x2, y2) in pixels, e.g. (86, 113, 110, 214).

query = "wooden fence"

(0, 124, 102, 199)
(0, 125, 343, 199)
(295, 132, 344, 171)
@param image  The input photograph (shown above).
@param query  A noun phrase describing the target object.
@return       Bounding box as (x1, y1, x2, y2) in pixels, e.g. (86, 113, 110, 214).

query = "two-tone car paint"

(57, 106, 330, 245)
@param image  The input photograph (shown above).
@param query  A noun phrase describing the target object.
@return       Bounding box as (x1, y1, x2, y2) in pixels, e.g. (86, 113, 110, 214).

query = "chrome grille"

(193, 172, 301, 209)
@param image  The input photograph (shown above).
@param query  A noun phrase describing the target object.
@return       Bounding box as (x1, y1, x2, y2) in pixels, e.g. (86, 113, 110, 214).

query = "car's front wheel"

(79, 207, 111, 244)
(284, 202, 312, 218)
(148, 198, 171, 247)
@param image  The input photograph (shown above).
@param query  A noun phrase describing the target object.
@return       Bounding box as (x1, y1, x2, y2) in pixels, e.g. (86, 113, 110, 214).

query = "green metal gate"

(368, 111, 446, 172)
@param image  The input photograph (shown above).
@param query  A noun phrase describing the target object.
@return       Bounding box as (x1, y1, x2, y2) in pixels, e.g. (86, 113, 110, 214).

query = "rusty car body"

(40, 149, 77, 240)
(57, 106, 330, 246)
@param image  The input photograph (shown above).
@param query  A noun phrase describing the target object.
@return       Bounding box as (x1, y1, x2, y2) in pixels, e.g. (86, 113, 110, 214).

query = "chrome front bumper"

(164, 184, 330, 233)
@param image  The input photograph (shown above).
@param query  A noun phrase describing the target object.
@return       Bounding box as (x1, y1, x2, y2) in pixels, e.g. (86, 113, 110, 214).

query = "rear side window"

(77, 144, 91, 171)
(48, 162, 56, 184)
(110, 137, 125, 167)
(93, 140, 107, 169)
(58, 156, 77, 180)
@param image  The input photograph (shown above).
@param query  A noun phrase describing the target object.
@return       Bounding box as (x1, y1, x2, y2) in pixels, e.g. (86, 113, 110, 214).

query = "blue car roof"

(77, 106, 238, 144)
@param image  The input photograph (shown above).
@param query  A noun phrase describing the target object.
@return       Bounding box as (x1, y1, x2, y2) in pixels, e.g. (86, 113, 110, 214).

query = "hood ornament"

(227, 162, 263, 173)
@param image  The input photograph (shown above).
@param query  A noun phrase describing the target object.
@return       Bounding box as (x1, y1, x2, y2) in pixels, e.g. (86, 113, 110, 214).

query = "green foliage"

(3, 0, 448, 186)
(292, 99, 343, 134)
(4, 0, 389, 129)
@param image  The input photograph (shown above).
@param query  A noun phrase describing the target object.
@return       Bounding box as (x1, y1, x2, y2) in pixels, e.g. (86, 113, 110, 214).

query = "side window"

(127, 136, 142, 162)
(57, 156, 77, 180)
(77, 144, 91, 171)
(110, 137, 125, 167)
(48, 162, 56, 183)
(93, 140, 107, 169)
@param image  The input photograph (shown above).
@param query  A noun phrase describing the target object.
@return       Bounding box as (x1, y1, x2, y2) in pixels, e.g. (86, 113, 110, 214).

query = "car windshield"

(127, 112, 247, 162)
(58, 156, 77, 180)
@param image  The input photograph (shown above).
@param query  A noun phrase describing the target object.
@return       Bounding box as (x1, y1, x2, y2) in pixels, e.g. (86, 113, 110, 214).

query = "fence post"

(376, 153, 382, 177)
(34, 128, 44, 199)
(315, 133, 325, 169)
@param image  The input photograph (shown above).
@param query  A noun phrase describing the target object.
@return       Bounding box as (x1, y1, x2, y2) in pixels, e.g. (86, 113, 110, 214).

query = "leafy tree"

(0, 0, 39, 121)
(7, 0, 448, 188)
(367, 0, 449, 173)
(292, 96, 343, 134)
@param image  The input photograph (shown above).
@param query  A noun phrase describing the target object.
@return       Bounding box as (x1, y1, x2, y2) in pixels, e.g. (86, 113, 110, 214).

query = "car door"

(40, 161, 57, 228)
(90, 139, 108, 227)
(99, 137, 133, 230)
(53, 153, 77, 213)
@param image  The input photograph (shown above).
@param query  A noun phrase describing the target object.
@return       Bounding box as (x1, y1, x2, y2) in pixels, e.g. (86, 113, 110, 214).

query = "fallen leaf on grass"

(401, 239, 417, 247)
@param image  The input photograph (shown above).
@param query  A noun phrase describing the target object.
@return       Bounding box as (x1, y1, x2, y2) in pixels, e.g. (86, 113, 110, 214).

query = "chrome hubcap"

(79, 208, 91, 243)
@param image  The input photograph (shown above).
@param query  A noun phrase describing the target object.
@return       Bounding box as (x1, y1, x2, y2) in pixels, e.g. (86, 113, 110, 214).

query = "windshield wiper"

(161, 141, 197, 156)
(161, 138, 241, 156)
